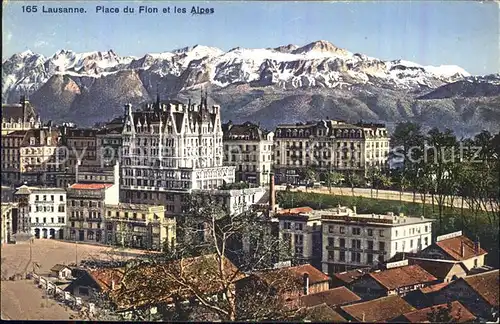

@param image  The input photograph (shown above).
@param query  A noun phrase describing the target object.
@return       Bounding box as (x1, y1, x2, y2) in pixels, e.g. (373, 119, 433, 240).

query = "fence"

(30, 272, 95, 316)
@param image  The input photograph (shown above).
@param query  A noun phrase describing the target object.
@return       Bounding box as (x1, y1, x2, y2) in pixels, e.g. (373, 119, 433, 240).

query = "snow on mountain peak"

(292, 40, 351, 58)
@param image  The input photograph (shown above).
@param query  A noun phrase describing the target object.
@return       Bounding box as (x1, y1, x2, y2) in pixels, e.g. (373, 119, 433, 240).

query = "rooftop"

(419, 282, 450, 294)
(256, 264, 330, 287)
(434, 235, 488, 261)
(300, 286, 361, 308)
(303, 303, 346, 322)
(69, 183, 114, 190)
(341, 295, 416, 322)
(410, 259, 466, 279)
(105, 203, 165, 212)
(398, 301, 476, 323)
(461, 269, 499, 307)
(332, 267, 372, 285)
(368, 265, 437, 290)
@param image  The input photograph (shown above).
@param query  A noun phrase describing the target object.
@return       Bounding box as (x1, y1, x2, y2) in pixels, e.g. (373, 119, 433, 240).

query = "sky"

(2, 1, 499, 75)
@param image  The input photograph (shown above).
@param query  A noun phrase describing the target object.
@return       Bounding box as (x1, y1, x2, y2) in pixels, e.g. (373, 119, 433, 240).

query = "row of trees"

(390, 122, 499, 234)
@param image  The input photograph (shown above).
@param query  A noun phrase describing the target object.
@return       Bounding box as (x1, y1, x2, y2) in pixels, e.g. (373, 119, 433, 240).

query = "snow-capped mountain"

(2, 40, 499, 136)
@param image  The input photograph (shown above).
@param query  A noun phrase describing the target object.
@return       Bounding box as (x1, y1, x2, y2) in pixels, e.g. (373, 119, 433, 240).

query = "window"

(367, 240, 374, 250)
(35, 217, 39, 223)
(60, 195, 64, 201)
(424, 237, 429, 246)
(367, 229, 373, 236)
(474, 259, 478, 268)
(295, 223, 303, 231)
(395, 230, 398, 237)
(367, 254, 374, 264)
(379, 242, 386, 251)
(284, 222, 292, 230)
(410, 240, 414, 248)
(294, 234, 303, 245)
(379, 230, 385, 237)
(328, 225, 335, 233)
(352, 227, 361, 235)
(351, 252, 361, 263)
(43, 195, 47, 201)
(328, 251, 335, 261)
(352, 239, 361, 249)
(295, 246, 304, 256)
(378, 254, 384, 263)
(339, 251, 346, 261)
(35, 195, 39, 201)
(425, 226, 428, 232)
(51, 195, 54, 201)
(340, 238, 346, 248)
(328, 237, 335, 247)
(339, 227, 345, 234)
(395, 242, 398, 251)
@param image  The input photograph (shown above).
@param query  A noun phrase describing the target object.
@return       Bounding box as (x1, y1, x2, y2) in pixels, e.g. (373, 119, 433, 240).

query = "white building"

(13, 185, 67, 240)
(120, 97, 236, 216)
(276, 207, 323, 268)
(321, 206, 434, 274)
(192, 186, 267, 216)
(222, 121, 274, 186)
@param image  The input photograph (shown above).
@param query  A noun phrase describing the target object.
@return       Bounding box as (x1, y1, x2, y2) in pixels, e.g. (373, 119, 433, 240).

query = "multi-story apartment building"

(96, 117, 124, 167)
(66, 166, 119, 243)
(76, 162, 118, 185)
(104, 203, 175, 251)
(1, 96, 40, 135)
(120, 98, 235, 216)
(273, 120, 389, 184)
(276, 207, 323, 269)
(1, 127, 61, 186)
(222, 121, 274, 186)
(192, 186, 267, 216)
(321, 206, 433, 274)
(60, 127, 98, 173)
(13, 185, 67, 240)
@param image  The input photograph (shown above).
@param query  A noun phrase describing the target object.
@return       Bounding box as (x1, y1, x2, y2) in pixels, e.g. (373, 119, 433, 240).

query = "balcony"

(326, 245, 348, 251)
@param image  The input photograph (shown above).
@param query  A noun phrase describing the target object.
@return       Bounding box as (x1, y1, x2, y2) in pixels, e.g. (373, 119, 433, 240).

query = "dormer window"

(47, 138, 52, 146)
(30, 137, 35, 146)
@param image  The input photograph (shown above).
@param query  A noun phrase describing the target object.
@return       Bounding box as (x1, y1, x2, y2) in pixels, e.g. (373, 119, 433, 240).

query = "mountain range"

(2, 40, 499, 136)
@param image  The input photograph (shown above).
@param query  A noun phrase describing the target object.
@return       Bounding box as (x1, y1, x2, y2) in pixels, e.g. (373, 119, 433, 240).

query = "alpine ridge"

(2, 40, 499, 136)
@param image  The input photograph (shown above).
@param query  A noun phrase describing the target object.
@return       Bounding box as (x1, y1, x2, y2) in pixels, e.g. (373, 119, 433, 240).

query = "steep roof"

(341, 295, 416, 322)
(411, 259, 466, 279)
(300, 286, 361, 308)
(256, 264, 329, 288)
(435, 235, 487, 261)
(399, 301, 476, 323)
(89, 268, 125, 292)
(50, 264, 71, 272)
(303, 303, 346, 322)
(462, 269, 499, 307)
(368, 265, 437, 290)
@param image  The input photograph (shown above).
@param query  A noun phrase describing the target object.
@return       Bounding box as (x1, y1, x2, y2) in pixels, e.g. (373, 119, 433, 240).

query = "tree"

(345, 172, 363, 196)
(105, 194, 297, 321)
(325, 171, 344, 194)
(304, 168, 317, 192)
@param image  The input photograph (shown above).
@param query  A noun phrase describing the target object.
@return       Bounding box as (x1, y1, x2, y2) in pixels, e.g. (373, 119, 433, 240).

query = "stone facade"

(273, 120, 389, 184)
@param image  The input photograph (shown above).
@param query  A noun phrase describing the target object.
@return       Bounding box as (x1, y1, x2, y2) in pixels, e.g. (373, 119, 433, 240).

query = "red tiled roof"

(276, 207, 314, 215)
(369, 265, 437, 290)
(435, 235, 487, 261)
(304, 303, 346, 322)
(300, 286, 361, 308)
(420, 282, 450, 294)
(401, 301, 476, 323)
(89, 268, 124, 292)
(289, 264, 330, 285)
(462, 270, 499, 307)
(333, 267, 371, 284)
(341, 295, 416, 322)
(70, 183, 113, 190)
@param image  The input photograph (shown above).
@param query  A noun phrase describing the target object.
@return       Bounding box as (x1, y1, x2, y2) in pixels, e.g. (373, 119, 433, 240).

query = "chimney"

(111, 280, 115, 290)
(303, 273, 310, 295)
(461, 241, 465, 258)
(269, 172, 276, 213)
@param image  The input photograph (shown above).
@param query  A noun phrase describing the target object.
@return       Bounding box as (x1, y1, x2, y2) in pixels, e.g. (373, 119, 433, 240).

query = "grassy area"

(277, 191, 499, 267)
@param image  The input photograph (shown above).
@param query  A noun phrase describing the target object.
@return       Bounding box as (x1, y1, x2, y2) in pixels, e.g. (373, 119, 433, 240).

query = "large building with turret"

(119, 95, 236, 216)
